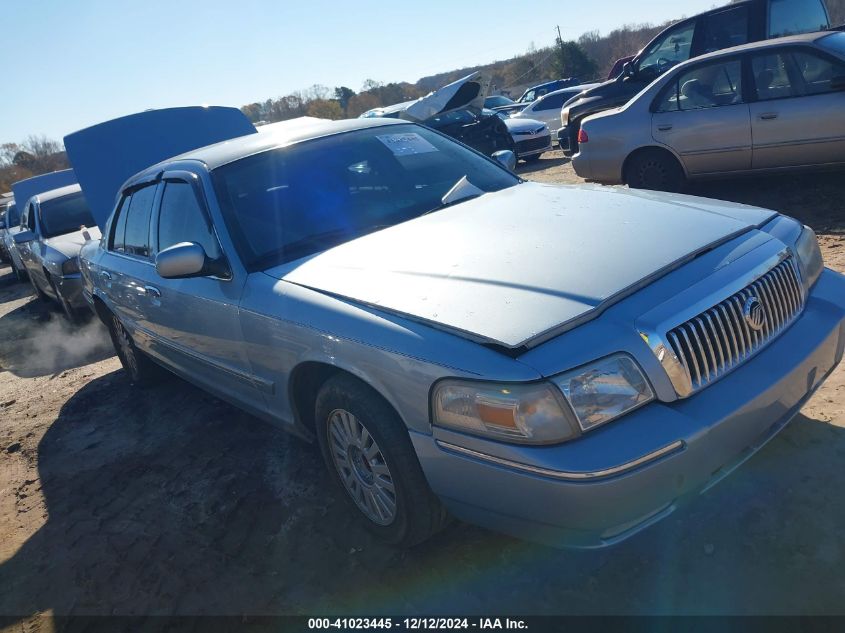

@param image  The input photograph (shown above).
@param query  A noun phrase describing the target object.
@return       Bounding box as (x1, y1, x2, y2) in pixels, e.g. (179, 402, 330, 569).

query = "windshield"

(636, 20, 696, 78)
(39, 191, 95, 238)
(213, 124, 519, 269)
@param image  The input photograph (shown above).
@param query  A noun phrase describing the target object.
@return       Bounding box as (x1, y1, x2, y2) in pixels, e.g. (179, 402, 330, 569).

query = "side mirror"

(14, 230, 35, 244)
(831, 75, 845, 91)
(492, 149, 517, 172)
(155, 242, 208, 279)
(622, 61, 634, 77)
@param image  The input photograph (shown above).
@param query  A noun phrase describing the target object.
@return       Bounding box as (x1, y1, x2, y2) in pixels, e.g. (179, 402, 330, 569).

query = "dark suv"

(558, 0, 831, 155)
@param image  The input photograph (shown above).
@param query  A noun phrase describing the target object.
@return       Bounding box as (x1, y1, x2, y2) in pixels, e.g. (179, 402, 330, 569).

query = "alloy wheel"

(327, 408, 397, 525)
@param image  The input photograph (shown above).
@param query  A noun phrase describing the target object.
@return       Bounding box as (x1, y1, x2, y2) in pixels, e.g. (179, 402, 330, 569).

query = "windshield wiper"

(423, 175, 485, 216)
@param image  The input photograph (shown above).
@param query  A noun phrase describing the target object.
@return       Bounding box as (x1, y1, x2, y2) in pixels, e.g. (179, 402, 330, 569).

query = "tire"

(315, 374, 449, 547)
(12, 262, 27, 283)
(107, 313, 161, 386)
(624, 149, 686, 192)
(49, 277, 78, 323)
(31, 276, 51, 303)
(523, 153, 542, 163)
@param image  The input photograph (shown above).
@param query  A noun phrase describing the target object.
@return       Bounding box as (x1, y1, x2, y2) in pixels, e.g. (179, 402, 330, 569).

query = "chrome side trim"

(435, 439, 685, 481)
(137, 324, 276, 394)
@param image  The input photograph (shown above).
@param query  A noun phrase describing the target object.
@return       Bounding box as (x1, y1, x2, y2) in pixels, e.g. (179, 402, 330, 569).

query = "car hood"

(44, 226, 102, 259)
(403, 72, 491, 121)
(266, 183, 776, 349)
(503, 118, 548, 135)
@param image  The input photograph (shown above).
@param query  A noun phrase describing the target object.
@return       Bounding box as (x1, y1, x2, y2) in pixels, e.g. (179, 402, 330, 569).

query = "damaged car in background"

(77, 116, 845, 549)
(360, 72, 516, 159)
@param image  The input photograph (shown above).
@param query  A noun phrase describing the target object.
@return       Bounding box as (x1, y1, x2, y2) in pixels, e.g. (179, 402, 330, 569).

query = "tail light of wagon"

(578, 128, 589, 144)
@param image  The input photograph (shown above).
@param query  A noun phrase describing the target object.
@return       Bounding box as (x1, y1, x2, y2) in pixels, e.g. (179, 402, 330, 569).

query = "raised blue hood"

(64, 106, 257, 230)
(11, 169, 78, 209)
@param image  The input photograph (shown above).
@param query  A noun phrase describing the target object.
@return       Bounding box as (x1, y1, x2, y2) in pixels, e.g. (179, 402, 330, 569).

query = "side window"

(157, 181, 221, 259)
(701, 7, 749, 54)
(123, 185, 156, 258)
(672, 60, 743, 110)
(534, 93, 566, 111)
(110, 195, 129, 252)
(768, 0, 829, 38)
(791, 50, 845, 96)
(752, 52, 798, 100)
(637, 20, 697, 78)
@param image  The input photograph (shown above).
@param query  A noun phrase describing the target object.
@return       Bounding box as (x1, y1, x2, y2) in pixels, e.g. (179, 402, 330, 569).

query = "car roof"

(132, 116, 408, 179)
(675, 30, 834, 66)
(33, 183, 82, 204)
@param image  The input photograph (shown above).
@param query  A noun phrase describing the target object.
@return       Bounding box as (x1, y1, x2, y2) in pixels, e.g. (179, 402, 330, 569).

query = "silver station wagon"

(79, 117, 845, 548)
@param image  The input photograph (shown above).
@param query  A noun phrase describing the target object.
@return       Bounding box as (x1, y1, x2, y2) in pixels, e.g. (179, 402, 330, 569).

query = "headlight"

(62, 257, 80, 276)
(795, 225, 823, 291)
(432, 380, 577, 444)
(550, 354, 654, 432)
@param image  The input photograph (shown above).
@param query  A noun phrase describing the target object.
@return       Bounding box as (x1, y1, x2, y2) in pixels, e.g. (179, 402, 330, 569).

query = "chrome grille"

(665, 258, 804, 394)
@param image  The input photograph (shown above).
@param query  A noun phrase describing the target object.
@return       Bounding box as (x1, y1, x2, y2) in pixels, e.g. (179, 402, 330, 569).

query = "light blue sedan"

(79, 116, 845, 548)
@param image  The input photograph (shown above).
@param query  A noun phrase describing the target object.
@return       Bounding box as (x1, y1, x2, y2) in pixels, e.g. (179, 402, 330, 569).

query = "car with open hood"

(557, 0, 832, 155)
(360, 72, 515, 157)
(15, 184, 101, 319)
(78, 115, 845, 549)
(572, 31, 845, 190)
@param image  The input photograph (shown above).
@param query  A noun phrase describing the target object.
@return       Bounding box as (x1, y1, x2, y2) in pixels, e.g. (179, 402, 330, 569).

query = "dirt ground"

(1, 156, 844, 625)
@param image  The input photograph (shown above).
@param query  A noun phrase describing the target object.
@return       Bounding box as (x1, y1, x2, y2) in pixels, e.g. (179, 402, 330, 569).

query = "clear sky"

(1, 0, 719, 144)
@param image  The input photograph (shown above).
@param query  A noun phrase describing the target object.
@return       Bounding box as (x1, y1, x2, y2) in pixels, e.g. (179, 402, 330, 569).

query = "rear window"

(39, 191, 96, 238)
(768, 0, 829, 37)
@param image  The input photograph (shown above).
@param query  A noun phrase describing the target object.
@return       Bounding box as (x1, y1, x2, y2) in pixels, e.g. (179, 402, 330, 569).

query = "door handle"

(657, 124, 673, 131)
(144, 285, 161, 298)
(759, 112, 779, 120)
(100, 271, 112, 281)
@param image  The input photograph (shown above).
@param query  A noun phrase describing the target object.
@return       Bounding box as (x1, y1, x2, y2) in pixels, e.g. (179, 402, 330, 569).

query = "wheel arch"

(621, 145, 688, 184)
(288, 360, 410, 442)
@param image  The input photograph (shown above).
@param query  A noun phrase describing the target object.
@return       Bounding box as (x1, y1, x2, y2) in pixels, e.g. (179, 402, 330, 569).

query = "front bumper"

(514, 135, 551, 158)
(412, 268, 845, 548)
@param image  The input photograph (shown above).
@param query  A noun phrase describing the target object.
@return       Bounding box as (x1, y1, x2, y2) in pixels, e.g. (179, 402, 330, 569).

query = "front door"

(142, 171, 263, 413)
(652, 57, 752, 175)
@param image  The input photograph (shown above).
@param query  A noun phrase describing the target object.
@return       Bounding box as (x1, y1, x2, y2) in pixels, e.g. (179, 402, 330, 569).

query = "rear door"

(143, 170, 264, 412)
(749, 47, 845, 169)
(652, 57, 752, 175)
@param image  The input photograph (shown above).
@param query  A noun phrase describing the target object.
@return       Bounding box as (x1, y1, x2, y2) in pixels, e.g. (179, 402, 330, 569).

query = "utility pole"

(555, 25, 566, 77)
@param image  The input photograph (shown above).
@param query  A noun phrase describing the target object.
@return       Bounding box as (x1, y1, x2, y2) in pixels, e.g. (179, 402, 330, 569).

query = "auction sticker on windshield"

(376, 133, 438, 156)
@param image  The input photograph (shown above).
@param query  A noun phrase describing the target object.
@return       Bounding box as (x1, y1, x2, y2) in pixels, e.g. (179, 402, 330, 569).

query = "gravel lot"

(1, 157, 844, 624)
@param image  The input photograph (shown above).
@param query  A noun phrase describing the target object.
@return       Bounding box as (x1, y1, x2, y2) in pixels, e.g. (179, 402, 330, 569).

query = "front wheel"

(523, 153, 543, 163)
(625, 149, 685, 192)
(315, 374, 449, 547)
